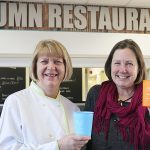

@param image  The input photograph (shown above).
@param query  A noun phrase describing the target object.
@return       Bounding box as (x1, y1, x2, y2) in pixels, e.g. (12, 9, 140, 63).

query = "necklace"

(118, 96, 133, 106)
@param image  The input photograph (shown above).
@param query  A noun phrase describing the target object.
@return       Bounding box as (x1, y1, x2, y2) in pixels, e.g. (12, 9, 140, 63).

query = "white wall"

(0, 30, 150, 67)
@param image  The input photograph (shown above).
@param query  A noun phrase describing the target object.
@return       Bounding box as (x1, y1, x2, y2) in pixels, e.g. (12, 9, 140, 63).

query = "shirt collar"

(30, 81, 60, 100)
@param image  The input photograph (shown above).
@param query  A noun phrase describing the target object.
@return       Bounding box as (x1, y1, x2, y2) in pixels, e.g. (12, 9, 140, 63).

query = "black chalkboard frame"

(0, 67, 27, 104)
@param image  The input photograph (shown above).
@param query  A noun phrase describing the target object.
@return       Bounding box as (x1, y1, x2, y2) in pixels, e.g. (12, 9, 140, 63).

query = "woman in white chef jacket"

(0, 39, 90, 150)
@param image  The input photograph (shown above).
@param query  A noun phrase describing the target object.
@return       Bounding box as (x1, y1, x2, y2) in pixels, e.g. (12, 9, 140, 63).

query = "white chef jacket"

(0, 81, 80, 150)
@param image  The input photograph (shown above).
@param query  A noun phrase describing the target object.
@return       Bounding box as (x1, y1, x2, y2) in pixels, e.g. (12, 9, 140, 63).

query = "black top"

(84, 85, 150, 150)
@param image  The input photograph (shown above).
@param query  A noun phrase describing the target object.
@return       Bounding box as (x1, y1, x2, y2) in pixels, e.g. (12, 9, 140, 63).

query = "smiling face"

(36, 55, 65, 97)
(30, 39, 73, 98)
(111, 48, 138, 89)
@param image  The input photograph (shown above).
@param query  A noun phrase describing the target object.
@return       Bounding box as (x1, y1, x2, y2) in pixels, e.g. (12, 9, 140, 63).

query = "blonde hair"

(30, 39, 72, 81)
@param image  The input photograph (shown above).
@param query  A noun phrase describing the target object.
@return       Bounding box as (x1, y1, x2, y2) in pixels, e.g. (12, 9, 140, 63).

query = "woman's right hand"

(58, 134, 91, 150)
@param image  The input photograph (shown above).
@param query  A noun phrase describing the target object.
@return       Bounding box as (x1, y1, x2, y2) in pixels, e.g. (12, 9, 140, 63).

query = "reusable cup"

(143, 80, 150, 107)
(73, 111, 94, 136)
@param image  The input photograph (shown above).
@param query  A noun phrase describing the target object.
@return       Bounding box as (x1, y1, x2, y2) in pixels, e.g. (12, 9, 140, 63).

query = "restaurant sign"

(0, 2, 150, 33)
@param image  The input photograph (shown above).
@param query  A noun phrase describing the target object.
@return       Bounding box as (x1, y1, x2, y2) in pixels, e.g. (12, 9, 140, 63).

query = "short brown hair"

(30, 39, 72, 81)
(105, 39, 146, 84)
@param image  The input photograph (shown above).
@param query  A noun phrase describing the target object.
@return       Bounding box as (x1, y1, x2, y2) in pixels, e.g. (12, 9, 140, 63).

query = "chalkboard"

(60, 68, 82, 103)
(0, 67, 26, 104)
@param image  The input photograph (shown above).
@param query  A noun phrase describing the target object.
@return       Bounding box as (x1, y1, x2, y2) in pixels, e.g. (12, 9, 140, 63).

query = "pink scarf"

(93, 80, 150, 150)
